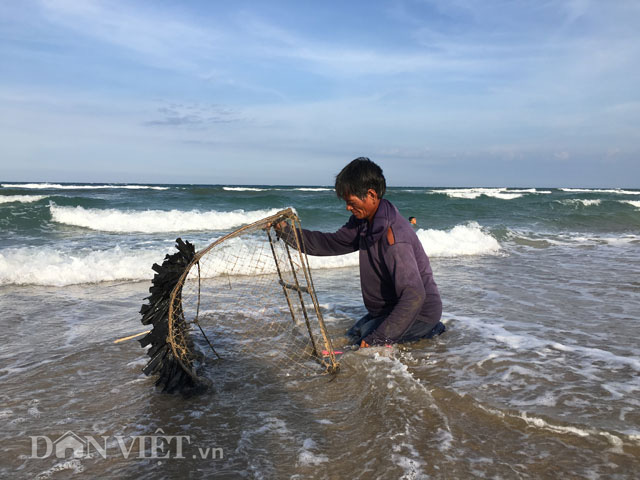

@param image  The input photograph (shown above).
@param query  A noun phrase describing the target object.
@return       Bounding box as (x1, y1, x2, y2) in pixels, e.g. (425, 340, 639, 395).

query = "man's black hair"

(335, 157, 386, 200)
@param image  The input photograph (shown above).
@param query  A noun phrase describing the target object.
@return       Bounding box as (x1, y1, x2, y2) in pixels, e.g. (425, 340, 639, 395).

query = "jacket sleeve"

(362, 242, 426, 344)
(278, 216, 360, 256)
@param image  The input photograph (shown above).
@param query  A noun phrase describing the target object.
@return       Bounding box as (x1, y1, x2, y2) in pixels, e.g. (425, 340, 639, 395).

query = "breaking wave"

(49, 205, 284, 233)
(430, 188, 551, 200)
(559, 188, 640, 195)
(2, 183, 168, 190)
(0, 246, 164, 286)
(0, 222, 501, 286)
(0, 195, 47, 204)
(557, 199, 602, 207)
(222, 187, 269, 192)
(416, 222, 501, 257)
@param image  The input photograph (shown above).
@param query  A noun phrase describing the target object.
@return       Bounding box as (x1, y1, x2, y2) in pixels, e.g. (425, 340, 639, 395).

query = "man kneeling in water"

(277, 157, 444, 347)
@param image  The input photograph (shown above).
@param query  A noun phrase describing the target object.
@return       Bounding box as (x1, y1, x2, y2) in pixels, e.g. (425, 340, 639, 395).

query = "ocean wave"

(508, 230, 640, 248)
(509, 188, 552, 194)
(583, 235, 640, 246)
(559, 188, 640, 195)
(0, 222, 501, 285)
(0, 195, 47, 204)
(430, 188, 527, 200)
(621, 200, 640, 209)
(556, 199, 602, 207)
(198, 222, 501, 275)
(49, 205, 284, 233)
(0, 246, 164, 286)
(222, 187, 269, 192)
(416, 222, 501, 256)
(222, 186, 333, 192)
(1, 183, 168, 190)
(309, 222, 501, 266)
(192, 222, 503, 277)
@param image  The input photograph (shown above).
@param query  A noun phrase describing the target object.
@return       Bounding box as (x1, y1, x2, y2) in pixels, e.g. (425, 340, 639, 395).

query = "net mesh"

(166, 208, 339, 386)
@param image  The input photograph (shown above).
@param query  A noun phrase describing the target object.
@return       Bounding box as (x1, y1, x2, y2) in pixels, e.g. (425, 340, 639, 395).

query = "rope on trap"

(138, 209, 339, 394)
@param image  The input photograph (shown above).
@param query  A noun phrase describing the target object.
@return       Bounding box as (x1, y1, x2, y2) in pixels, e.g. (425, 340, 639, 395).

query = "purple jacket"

(283, 199, 441, 344)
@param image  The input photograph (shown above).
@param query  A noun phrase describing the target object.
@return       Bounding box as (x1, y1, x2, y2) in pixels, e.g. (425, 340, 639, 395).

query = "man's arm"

(277, 217, 360, 256)
(361, 243, 426, 345)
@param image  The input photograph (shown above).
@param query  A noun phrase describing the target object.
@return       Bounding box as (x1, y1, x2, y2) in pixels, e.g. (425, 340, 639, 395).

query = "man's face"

(344, 189, 380, 222)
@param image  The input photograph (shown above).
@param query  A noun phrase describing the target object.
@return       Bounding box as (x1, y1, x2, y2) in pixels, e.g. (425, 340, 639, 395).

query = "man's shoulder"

(389, 215, 417, 243)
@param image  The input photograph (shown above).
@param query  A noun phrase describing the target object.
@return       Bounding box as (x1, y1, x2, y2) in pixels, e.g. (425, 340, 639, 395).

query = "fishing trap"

(138, 208, 340, 393)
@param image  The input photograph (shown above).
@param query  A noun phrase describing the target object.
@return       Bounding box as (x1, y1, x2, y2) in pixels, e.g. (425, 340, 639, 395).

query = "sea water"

(1, 183, 639, 478)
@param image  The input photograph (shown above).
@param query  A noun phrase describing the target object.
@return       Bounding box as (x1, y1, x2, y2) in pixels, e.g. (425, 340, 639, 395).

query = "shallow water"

(2, 184, 640, 478)
(2, 242, 639, 479)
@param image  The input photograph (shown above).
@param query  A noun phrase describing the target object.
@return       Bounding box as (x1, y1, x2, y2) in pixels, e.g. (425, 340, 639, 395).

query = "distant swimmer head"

(409, 216, 417, 225)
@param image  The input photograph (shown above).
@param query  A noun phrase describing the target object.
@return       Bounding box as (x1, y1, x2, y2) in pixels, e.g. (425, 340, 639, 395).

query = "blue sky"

(1, 0, 639, 186)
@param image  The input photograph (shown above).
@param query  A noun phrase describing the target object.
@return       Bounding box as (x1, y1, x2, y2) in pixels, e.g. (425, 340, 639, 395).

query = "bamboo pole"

(114, 330, 151, 344)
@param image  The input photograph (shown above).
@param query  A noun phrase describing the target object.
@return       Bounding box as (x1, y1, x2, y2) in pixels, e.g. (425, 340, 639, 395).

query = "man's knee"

(346, 313, 385, 344)
(401, 320, 446, 342)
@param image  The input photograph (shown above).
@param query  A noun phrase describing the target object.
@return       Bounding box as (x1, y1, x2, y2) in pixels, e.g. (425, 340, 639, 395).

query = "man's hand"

(359, 340, 394, 349)
(265, 220, 287, 231)
(266, 220, 287, 230)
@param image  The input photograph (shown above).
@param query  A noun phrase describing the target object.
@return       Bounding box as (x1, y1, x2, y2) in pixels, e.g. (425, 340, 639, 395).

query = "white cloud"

(39, 0, 221, 72)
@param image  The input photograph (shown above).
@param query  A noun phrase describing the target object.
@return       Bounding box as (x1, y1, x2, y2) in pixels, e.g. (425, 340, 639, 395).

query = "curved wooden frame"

(167, 208, 339, 381)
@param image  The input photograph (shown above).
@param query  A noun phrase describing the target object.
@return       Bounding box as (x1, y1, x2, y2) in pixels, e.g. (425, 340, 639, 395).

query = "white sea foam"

(520, 413, 626, 452)
(560, 188, 640, 195)
(520, 412, 591, 437)
(222, 186, 268, 192)
(432, 188, 523, 200)
(596, 235, 640, 246)
(297, 438, 329, 466)
(392, 454, 426, 480)
(621, 200, 640, 209)
(416, 222, 501, 257)
(295, 187, 333, 192)
(462, 316, 640, 371)
(0, 246, 166, 286)
(509, 188, 552, 194)
(0, 195, 47, 204)
(509, 230, 639, 248)
(557, 199, 602, 207)
(35, 459, 85, 479)
(479, 403, 630, 448)
(552, 342, 640, 371)
(307, 222, 500, 268)
(2, 183, 168, 190)
(308, 252, 359, 269)
(315, 419, 333, 425)
(0, 220, 501, 285)
(49, 204, 283, 233)
(559, 234, 640, 247)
